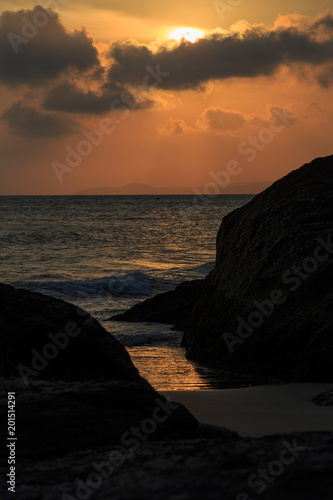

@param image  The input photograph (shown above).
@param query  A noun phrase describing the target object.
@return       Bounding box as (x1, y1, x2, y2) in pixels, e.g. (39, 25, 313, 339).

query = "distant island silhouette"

(74, 181, 271, 195)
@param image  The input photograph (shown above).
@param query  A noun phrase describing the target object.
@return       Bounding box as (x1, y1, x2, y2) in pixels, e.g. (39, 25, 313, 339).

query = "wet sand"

(162, 383, 333, 437)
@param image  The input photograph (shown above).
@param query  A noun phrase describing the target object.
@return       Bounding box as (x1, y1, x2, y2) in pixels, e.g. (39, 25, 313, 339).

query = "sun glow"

(169, 27, 205, 43)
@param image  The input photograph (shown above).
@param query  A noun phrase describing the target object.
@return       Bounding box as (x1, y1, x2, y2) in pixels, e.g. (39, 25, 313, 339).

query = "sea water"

(0, 195, 253, 389)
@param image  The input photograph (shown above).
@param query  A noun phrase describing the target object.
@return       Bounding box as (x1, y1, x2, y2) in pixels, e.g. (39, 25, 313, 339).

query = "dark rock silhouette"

(112, 155, 333, 381)
(1, 174, 333, 498)
(1, 378, 204, 460)
(0, 283, 142, 382)
(110, 279, 203, 325)
(6, 425, 333, 500)
(0, 284, 201, 458)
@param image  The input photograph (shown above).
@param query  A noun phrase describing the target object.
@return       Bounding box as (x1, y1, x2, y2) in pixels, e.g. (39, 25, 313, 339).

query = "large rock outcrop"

(0, 284, 200, 458)
(181, 155, 333, 381)
(0, 377, 202, 460)
(0, 283, 142, 382)
(113, 155, 333, 381)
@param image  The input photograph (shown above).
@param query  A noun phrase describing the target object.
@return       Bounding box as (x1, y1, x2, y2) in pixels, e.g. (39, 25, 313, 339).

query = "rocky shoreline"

(1, 155, 333, 498)
(112, 155, 333, 383)
(0, 284, 332, 499)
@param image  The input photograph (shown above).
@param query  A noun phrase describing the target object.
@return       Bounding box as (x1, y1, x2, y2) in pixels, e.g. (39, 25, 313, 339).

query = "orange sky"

(0, 1, 333, 194)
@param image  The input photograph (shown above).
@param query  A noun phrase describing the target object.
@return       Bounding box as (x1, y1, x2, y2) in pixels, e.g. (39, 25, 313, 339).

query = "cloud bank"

(107, 14, 333, 90)
(1, 7, 333, 137)
(1, 101, 77, 137)
(0, 6, 100, 86)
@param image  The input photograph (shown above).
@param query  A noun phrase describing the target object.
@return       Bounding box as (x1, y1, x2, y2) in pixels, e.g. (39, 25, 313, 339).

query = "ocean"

(0, 195, 253, 390)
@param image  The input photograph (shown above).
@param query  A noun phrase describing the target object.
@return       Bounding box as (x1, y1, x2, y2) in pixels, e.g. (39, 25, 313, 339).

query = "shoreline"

(162, 383, 333, 437)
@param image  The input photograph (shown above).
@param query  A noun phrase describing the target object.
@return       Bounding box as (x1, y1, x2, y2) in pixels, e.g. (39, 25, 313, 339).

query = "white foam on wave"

(13, 271, 152, 298)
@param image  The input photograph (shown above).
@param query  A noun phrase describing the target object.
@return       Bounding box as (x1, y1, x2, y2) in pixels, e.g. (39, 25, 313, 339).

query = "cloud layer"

(43, 82, 120, 115)
(107, 14, 333, 90)
(1, 101, 77, 137)
(3, 7, 332, 93)
(42, 81, 153, 115)
(1, 7, 333, 137)
(0, 6, 100, 86)
(158, 118, 194, 136)
(199, 107, 246, 131)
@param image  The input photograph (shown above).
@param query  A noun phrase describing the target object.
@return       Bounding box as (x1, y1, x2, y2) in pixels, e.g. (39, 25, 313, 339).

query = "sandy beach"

(162, 383, 333, 437)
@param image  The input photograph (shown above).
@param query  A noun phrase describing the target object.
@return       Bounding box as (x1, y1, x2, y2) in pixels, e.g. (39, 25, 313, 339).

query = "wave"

(13, 272, 152, 298)
(11, 260, 215, 301)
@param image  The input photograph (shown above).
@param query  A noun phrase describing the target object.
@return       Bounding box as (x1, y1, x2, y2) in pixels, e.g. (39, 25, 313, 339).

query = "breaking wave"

(13, 272, 153, 298)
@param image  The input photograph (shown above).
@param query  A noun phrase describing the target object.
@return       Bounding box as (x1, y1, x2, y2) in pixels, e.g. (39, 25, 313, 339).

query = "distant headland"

(74, 181, 271, 196)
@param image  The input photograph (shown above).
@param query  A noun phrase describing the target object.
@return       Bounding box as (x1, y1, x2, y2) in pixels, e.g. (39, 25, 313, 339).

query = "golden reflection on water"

(126, 344, 213, 390)
(126, 343, 247, 391)
(104, 320, 252, 391)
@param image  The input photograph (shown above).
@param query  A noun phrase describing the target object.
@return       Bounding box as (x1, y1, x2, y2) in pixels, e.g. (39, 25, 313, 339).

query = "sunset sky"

(1, 0, 333, 194)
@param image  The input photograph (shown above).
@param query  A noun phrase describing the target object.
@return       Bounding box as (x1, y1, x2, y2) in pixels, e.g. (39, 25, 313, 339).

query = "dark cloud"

(2, 5, 333, 134)
(0, 6, 101, 86)
(1, 101, 78, 137)
(312, 13, 333, 30)
(43, 81, 154, 115)
(107, 14, 333, 90)
(43, 83, 116, 115)
(200, 107, 246, 131)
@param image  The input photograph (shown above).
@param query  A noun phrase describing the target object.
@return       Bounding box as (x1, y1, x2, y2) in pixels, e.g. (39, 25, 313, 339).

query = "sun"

(168, 27, 205, 43)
